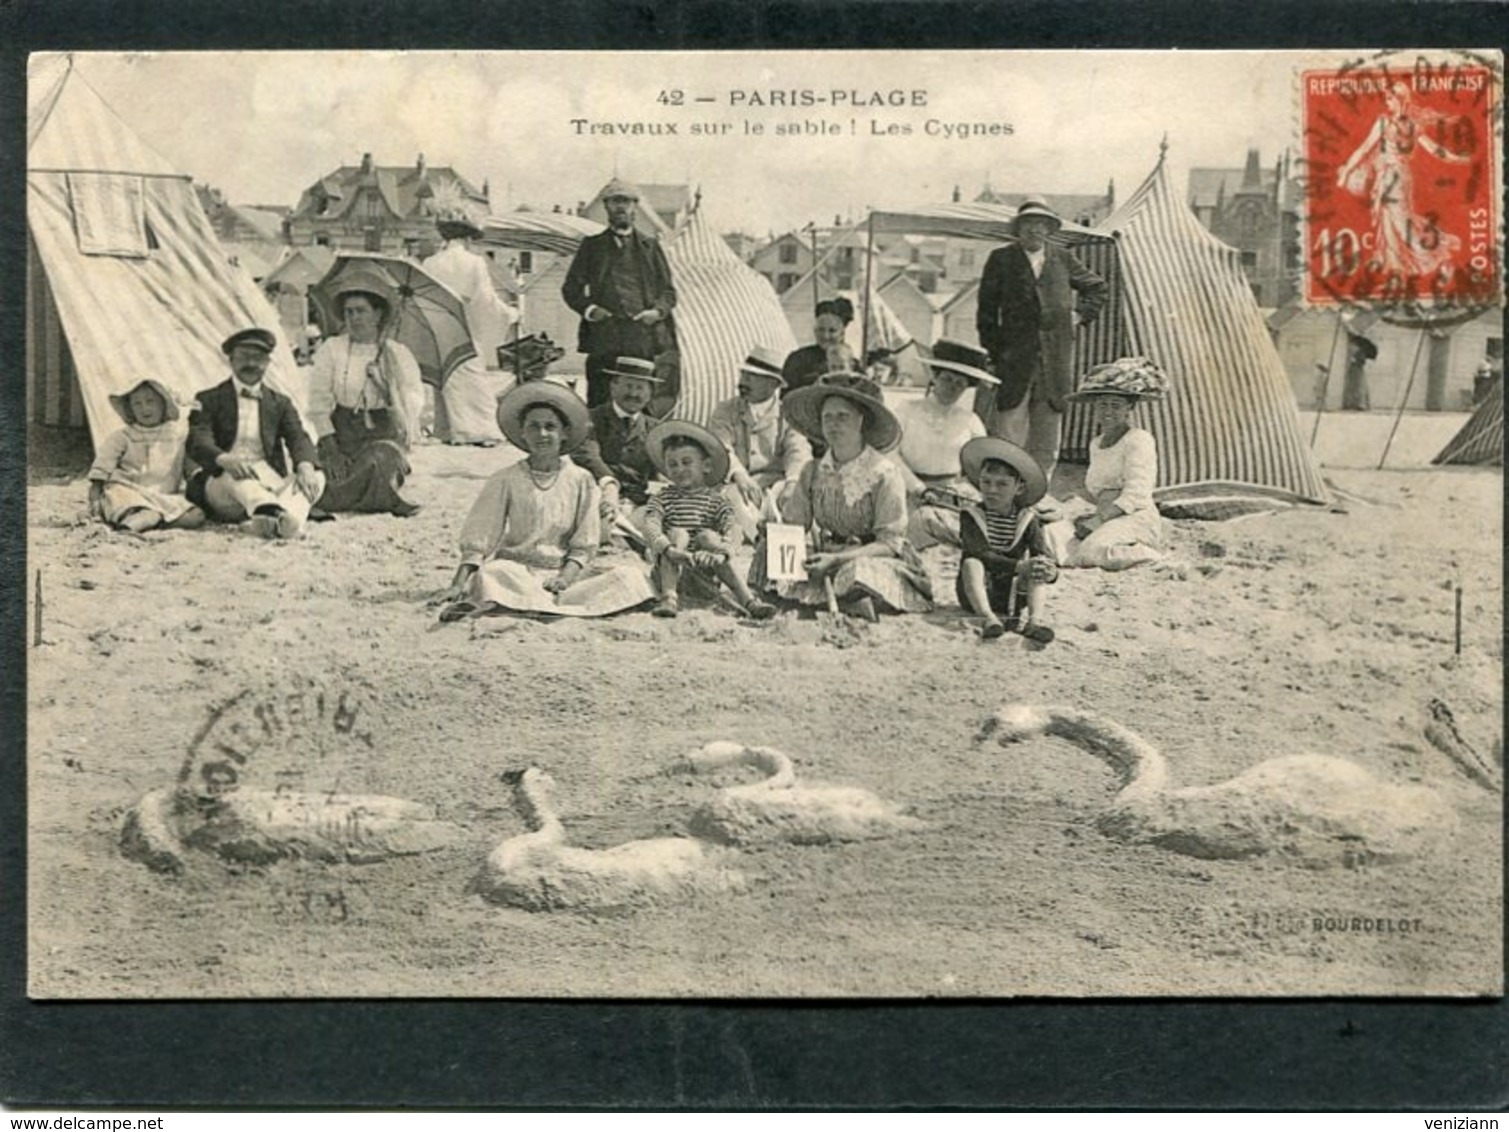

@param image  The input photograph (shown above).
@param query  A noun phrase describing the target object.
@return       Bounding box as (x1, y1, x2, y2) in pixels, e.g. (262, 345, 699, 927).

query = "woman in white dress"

(891, 338, 998, 549)
(1060, 357, 1170, 570)
(306, 284, 425, 516)
(436, 382, 654, 620)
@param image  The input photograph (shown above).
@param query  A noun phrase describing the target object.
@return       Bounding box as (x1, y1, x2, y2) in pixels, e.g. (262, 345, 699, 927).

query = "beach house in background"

(285, 153, 490, 257)
(1186, 148, 1303, 309)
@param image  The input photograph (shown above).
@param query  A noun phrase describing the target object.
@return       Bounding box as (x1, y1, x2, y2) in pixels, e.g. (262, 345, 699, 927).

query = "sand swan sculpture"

(121, 786, 465, 873)
(472, 767, 745, 911)
(677, 741, 926, 845)
(976, 704, 1455, 866)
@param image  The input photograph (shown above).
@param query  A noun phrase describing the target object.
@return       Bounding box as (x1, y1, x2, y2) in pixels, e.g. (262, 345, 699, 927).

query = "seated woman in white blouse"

(1060, 357, 1169, 570)
(890, 339, 999, 549)
(306, 283, 425, 516)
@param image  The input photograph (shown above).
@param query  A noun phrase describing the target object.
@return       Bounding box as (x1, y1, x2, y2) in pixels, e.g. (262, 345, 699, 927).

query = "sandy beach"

(25, 415, 1502, 999)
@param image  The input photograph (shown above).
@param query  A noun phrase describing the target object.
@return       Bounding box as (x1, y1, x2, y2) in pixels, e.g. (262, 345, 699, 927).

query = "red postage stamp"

(1301, 55, 1502, 308)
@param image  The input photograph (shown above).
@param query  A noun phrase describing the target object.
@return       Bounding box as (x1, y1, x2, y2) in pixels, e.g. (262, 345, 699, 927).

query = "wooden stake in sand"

(1455, 582, 1464, 656)
(33, 569, 43, 647)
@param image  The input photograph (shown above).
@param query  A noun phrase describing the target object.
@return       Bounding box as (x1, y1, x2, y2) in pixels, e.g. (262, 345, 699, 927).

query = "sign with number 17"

(765, 523, 808, 581)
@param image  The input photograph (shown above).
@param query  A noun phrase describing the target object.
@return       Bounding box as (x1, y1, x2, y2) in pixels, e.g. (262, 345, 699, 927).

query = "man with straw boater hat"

(976, 195, 1108, 481)
(562, 178, 679, 410)
(573, 355, 668, 535)
(708, 344, 813, 542)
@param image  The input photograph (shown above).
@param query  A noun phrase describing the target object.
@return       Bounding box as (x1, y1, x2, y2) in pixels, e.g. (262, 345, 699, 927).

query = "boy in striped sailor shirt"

(955, 437, 1058, 643)
(642, 422, 776, 621)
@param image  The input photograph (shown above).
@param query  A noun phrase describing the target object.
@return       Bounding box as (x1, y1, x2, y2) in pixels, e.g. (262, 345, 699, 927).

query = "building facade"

(285, 153, 490, 257)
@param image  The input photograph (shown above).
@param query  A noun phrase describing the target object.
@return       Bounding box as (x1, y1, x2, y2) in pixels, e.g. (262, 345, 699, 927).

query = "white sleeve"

(1113, 430, 1159, 515)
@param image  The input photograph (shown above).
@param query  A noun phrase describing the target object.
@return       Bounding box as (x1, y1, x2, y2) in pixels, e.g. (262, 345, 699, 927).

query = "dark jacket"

(561, 228, 678, 358)
(976, 243, 1108, 412)
(573, 401, 663, 504)
(185, 378, 318, 504)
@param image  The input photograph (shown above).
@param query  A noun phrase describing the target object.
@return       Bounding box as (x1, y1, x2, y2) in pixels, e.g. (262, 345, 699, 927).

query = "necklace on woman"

(526, 463, 561, 490)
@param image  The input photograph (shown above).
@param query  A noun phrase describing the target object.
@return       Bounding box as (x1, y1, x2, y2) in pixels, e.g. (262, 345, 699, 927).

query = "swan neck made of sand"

(513, 768, 567, 844)
(687, 742, 798, 789)
(984, 704, 1169, 802)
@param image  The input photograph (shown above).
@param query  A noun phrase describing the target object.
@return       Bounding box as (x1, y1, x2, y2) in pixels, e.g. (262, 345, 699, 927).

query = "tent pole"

(1378, 327, 1429, 470)
(1309, 311, 1344, 448)
(861, 211, 876, 361)
(806, 223, 820, 316)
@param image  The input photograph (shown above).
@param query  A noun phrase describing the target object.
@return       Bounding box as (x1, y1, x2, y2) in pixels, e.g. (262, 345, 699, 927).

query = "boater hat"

(108, 378, 183, 425)
(644, 419, 731, 485)
(738, 344, 787, 386)
(926, 339, 999, 386)
(1010, 196, 1063, 234)
(495, 380, 592, 452)
(602, 356, 664, 384)
(221, 327, 277, 356)
(960, 437, 1048, 507)
(330, 271, 395, 317)
(1066, 356, 1171, 402)
(783, 372, 901, 452)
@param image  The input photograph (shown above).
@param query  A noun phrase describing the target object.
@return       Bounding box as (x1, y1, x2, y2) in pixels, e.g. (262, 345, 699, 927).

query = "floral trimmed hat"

(1066, 356, 1171, 402)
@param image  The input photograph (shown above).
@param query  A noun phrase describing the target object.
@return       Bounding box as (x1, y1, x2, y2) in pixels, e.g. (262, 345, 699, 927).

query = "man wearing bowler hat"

(562, 179, 679, 410)
(187, 327, 325, 539)
(976, 196, 1108, 480)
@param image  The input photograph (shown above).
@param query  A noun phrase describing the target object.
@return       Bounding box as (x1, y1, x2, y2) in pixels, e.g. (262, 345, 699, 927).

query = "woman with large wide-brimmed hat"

(1058, 356, 1169, 570)
(435, 382, 654, 620)
(306, 278, 426, 516)
(753, 373, 933, 621)
(891, 338, 999, 549)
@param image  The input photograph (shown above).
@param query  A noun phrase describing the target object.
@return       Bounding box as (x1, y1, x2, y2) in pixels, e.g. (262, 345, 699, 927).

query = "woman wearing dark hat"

(781, 297, 861, 397)
(307, 283, 425, 516)
(891, 338, 998, 549)
(1059, 357, 1169, 570)
(756, 373, 933, 621)
(436, 382, 654, 619)
(423, 211, 519, 445)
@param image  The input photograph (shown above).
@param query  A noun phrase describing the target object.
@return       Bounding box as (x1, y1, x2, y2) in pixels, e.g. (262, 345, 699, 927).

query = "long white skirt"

(467, 554, 654, 618)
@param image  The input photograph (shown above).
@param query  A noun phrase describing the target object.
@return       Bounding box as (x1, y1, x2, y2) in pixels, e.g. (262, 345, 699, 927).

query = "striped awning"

(664, 207, 798, 427)
(477, 212, 606, 256)
(1434, 378, 1503, 465)
(1090, 160, 1329, 504)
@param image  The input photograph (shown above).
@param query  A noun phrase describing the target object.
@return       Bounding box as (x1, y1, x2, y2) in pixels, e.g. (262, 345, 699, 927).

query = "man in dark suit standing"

(187, 327, 324, 539)
(562, 180, 679, 410)
(976, 197, 1108, 479)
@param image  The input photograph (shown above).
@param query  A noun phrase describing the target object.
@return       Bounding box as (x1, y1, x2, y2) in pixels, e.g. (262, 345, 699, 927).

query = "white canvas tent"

(27, 57, 304, 450)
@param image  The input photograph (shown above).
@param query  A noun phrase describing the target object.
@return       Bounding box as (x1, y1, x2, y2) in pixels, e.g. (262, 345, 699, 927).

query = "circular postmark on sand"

(121, 670, 462, 872)
(1298, 49, 1503, 323)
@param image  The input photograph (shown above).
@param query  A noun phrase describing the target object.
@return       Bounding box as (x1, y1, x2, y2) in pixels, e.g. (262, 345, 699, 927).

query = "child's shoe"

(846, 595, 879, 624)
(248, 514, 279, 540)
(981, 618, 1007, 640)
(1020, 622, 1055, 644)
(653, 595, 680, 619)
(745, 597, 777, 620)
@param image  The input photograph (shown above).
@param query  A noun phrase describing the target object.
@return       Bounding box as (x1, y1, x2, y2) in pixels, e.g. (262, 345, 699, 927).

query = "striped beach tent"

(663, 204, 798, 426)
(479, 200, 795, 428)
(1088, 157, 1328, 505)
(1433, 377, 1503, 466)
(863, 203, 1127, 402)
(27, 56, 303, 450)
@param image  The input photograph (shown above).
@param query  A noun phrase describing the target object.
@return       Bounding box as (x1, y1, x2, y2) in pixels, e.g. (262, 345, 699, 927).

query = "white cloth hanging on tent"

(68, 173, 149, 257)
